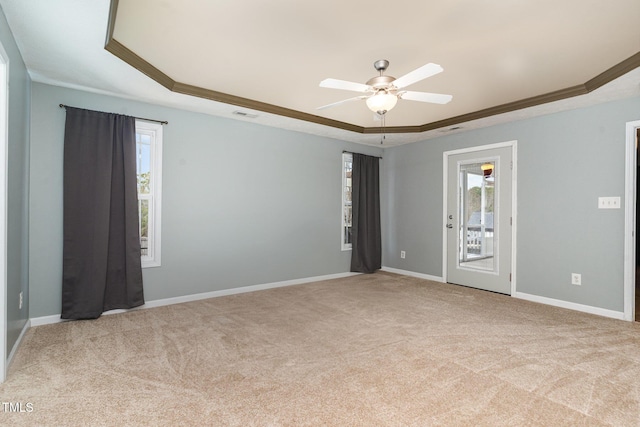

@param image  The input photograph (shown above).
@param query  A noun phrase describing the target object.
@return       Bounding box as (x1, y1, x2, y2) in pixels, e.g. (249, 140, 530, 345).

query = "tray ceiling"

(108, 0, 640, 132)
(1, 0, 639, 146)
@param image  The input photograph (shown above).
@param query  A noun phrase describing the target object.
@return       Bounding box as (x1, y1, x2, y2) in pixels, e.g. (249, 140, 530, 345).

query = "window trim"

(136, 120, 163, 268)
(342, 152, 352, 251)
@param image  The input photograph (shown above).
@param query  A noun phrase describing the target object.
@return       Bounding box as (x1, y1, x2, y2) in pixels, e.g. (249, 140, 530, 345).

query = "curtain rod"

(342, 150, 382, 159)
(59, 104, 168, 125)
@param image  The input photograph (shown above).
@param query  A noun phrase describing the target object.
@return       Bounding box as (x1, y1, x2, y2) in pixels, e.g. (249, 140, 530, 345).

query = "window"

(136, 120, 163, 267)
(342, 152, 353, 250)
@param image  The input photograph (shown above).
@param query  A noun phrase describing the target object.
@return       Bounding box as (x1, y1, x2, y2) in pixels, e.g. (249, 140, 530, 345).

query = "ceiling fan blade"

(399, 91, 452, 104)
(392, 63, 443, 90)
(317, 96, 368, 110)
(319, 78, 371, 93)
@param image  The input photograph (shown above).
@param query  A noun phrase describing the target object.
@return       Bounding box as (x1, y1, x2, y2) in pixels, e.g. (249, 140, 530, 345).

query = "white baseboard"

(30, 315, 64, 327)
(381, 268, 625, 321)
(7, 319, 30, 367)
(30, 271, 626, 327)
(514, 292, 625, 320)
(381, 266, 444, 283)
(30, 271, 361, 327)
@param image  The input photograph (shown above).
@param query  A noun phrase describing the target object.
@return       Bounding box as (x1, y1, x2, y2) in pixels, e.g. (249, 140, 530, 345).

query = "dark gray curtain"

(350, 153, 382, 274)
(62, 107, 144, 319)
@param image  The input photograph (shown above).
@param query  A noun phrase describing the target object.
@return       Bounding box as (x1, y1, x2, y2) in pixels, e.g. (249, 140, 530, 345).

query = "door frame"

(442, 140, 518, 295)
(0, 40, 8, 382)
(623, 120, 640, 321)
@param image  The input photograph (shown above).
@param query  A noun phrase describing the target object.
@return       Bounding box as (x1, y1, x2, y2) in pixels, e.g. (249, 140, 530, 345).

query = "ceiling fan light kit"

(318, 59, 452, 117)
(366, 92, 398, 115)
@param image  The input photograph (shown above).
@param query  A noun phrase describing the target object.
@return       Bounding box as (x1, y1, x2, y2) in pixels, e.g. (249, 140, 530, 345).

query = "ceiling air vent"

(232, 111, 258, 119)
(440, 126, 463, 133)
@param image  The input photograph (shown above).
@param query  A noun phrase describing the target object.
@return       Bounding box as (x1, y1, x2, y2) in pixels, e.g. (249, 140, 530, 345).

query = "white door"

(445, 145, 513, 294)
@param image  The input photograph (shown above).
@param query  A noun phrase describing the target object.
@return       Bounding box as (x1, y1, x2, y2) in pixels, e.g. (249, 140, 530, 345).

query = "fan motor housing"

(366, 75, 396, 90)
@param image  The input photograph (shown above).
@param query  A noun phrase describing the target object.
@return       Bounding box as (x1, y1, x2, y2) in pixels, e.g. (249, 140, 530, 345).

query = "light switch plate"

(598, 197, 620, 209)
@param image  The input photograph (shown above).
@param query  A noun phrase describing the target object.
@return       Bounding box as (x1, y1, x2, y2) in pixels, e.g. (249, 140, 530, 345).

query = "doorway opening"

(636, 128, 639, 321)
(624, 120, 640, 321)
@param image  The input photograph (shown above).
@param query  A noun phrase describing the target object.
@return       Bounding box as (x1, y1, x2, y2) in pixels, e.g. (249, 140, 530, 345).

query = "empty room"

(1, 0, 640, 425)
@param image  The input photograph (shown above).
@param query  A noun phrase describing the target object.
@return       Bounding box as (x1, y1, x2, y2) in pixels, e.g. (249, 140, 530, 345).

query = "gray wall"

(383, 96, 640, 312)
(26, 71, 640, 317)
(0, 6, 30, 356)
(29, 83, 383, 318)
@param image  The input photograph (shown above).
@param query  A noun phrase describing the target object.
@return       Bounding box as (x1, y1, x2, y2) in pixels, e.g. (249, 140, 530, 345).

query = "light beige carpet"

(2, 272, 640, 426)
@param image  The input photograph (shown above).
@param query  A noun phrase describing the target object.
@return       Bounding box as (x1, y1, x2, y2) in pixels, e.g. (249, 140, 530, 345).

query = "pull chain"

(380, 113, 386, 145)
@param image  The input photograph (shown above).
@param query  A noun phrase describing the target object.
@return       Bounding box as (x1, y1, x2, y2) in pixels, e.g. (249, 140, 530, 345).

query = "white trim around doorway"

(0, 39, 9, 383)
(623, 120, 640, 321)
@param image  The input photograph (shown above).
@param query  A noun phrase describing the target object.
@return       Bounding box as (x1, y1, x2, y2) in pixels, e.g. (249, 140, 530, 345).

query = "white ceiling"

(1, 0, 639, 146)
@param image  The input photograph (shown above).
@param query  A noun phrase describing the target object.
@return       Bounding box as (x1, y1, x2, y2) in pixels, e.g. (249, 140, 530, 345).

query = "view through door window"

(459, 161, 496, 272)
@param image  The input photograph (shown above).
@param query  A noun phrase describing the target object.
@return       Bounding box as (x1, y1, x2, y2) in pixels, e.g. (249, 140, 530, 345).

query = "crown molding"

(105, 0, 640, 135)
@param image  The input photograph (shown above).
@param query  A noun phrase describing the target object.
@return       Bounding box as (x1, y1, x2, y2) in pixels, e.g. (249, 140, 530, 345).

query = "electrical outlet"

(571, 273, 581, 286)
(19, 291, 23, 309)
(400, 251, 406, 259)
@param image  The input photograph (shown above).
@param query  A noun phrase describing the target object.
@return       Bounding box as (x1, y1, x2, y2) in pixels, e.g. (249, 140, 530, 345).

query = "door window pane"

(458, 161, 496, 272)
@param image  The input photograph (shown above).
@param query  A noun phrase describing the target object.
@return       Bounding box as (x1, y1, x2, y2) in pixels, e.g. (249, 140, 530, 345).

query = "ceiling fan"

(318, 59, 452, 116)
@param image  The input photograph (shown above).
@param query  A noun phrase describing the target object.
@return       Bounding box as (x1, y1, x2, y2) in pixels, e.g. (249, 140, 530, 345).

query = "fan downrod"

(373, 59, 389, 74)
